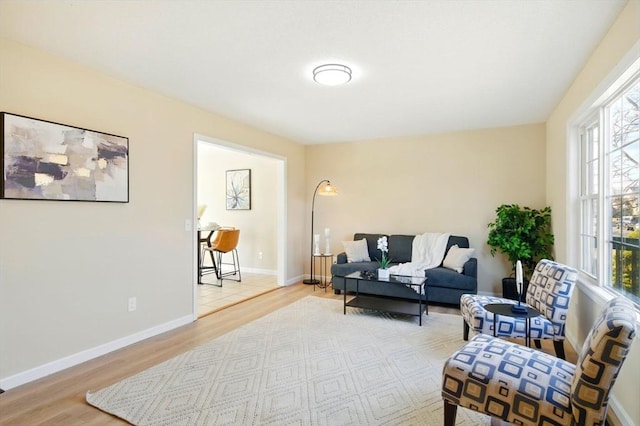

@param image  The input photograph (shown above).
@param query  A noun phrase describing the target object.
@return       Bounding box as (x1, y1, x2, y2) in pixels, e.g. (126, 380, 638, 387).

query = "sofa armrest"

(336, 252, 348, 264)
(463, 258, 477, 278)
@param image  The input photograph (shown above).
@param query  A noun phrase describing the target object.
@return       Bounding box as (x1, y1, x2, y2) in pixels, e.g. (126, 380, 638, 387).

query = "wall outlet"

(128, 297, 137, 312)
(258, 251, 263, 260)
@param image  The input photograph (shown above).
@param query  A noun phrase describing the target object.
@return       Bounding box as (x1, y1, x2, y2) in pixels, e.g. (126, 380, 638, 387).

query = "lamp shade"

(318, 181, 338, 196)
(197, 204, 207, 219)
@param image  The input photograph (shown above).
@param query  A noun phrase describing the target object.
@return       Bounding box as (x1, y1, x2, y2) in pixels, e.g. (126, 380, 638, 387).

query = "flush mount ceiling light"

(313, 64, 352, 86)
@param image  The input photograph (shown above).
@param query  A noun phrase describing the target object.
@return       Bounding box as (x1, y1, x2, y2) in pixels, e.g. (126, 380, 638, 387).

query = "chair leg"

(199, 247, 219, 280)
(534, 339, 542, 349)
(463, 320, 469, 341)
(553, 340, 566, 360)
(207, 248, 215, 264)
(215, 249, 241, 283)
(204, 251, 221, 287)
(444, 400, 458, 426)
(233, 248, 241, 282)
(216, 251, 222, 279)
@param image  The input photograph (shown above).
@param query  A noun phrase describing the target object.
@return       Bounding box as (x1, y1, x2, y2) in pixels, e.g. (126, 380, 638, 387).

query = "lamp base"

(303, 279, 320, 285)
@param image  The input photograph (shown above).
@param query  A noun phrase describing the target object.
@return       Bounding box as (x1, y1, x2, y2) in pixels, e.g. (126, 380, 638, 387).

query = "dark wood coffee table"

(343, 271, 428, 326)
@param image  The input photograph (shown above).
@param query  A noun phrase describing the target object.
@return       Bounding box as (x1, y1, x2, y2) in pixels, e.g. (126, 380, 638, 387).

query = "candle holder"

(511, 288, 528, 313)
(512, 260, 528, 313)
(313, 234, 321, 255)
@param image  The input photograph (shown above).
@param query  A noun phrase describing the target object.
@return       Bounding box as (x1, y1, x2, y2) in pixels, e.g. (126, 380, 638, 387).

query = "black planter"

(502, 277, 529, 301)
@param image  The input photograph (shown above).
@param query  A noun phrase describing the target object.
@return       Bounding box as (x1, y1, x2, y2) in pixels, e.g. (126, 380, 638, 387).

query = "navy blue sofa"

(331, 233, 478, 305)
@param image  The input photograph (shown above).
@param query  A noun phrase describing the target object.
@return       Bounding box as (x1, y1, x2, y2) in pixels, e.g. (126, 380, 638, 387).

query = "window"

(580, 73, 640, 304)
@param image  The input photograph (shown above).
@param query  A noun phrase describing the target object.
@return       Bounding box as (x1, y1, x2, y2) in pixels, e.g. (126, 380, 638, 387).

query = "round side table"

(484, 303, 541, 347)
(312, 254, 333, 291)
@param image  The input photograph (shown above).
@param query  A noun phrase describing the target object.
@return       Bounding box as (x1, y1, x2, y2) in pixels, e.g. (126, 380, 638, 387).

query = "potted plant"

(377, 236, 391, 279)
(487, 204, 554, 299)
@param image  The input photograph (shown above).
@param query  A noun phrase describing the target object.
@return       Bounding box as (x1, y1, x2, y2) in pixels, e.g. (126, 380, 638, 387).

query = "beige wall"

(546, 1, 640, 424)
(0, 37, 305, 384)
(305, 123, 547, 294)
(197, 142, 278, 272)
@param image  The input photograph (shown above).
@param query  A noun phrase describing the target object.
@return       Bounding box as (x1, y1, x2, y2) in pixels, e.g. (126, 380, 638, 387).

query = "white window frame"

(574, 55, 640, 305)
(578, 115, 601, 280)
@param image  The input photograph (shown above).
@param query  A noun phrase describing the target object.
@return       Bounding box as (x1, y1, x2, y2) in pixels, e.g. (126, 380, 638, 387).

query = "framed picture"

(226, 169, 251, 210)
(1, 112, 129, 202)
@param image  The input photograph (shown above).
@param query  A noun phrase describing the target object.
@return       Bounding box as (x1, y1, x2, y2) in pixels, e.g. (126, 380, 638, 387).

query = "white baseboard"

(0, 314, 193, 391)
(607, 398, 632, 426)
(287, 275, 305, 285)
(239, 267, 277, 275)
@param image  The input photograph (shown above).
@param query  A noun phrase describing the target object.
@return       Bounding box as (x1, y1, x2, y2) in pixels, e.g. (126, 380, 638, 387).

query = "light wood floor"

(0, 285, 575, 425)
(197, 272, 279, 317)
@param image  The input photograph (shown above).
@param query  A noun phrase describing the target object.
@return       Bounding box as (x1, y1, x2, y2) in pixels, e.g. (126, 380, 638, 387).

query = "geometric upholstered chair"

(460, 259, 578, 359)
(442, 297, 637, 426)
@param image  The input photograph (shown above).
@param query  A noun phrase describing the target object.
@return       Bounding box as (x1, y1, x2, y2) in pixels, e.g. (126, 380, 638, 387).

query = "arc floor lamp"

(303, 180, 338, 284)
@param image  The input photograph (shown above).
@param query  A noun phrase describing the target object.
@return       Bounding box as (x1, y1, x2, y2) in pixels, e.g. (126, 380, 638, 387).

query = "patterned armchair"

(442, 297, 637, 425)
(460, 259, 577, 359)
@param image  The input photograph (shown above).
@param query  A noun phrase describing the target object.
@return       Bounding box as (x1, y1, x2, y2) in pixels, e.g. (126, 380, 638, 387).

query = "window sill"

(576, 273, 640, 322)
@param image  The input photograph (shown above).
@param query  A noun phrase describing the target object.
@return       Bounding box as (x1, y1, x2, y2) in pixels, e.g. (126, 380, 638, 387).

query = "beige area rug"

(86, 296, 490, 425)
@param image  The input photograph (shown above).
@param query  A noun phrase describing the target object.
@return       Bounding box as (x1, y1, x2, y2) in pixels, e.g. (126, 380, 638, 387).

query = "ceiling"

(0, 0, 628, 144)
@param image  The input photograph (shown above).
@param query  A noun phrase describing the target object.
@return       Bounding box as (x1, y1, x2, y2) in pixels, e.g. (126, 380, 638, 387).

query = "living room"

(0, 1, 639, 424)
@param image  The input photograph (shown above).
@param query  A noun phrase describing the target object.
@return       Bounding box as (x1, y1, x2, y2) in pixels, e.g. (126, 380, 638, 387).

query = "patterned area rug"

(86, 296, 490, 425)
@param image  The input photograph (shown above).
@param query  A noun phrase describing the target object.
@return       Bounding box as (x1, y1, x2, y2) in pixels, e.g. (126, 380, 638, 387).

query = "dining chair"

(442, 297, 637, 425)
(460, 259, 577, 359)
(202, 228, 241, 286)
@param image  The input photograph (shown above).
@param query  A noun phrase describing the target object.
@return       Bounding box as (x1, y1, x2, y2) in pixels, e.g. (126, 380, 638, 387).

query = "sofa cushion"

(445, 234, 468, 250)
(388, 234, 414, 263)
(442, 245, 475, 273)
(342, 238, 371, 262)
(331, 261, 379, 277)
(353, 233, 387, 262)
(425, 267, 476, 291)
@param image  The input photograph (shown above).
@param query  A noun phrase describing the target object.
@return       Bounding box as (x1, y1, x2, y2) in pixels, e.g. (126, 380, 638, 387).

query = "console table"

(343, 271, 428, 326)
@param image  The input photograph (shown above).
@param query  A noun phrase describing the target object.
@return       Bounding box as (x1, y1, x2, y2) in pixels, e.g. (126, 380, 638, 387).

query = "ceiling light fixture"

(313, 64, 352, 86)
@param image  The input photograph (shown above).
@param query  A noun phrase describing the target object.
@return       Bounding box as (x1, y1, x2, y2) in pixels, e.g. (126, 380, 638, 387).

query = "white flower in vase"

(377, 236, 391, 269)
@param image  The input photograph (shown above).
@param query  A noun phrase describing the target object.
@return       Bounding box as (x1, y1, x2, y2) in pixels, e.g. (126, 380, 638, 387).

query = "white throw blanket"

(388, 232, 450, 277)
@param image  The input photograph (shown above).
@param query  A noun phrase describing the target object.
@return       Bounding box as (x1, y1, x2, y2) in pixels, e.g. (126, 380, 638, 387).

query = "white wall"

(197, 142, 278, 273)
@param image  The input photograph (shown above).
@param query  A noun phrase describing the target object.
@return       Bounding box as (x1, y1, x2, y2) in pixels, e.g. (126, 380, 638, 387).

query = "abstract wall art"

(1, 113, 129, 202)
(226, 169, 251, 210)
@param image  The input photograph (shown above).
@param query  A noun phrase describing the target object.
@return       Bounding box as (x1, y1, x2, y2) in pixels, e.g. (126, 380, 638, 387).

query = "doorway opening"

(192, 134, 287, 317)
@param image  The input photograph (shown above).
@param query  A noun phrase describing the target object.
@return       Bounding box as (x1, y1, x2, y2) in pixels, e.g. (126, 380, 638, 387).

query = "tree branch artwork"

(226, 169, 251, 210)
